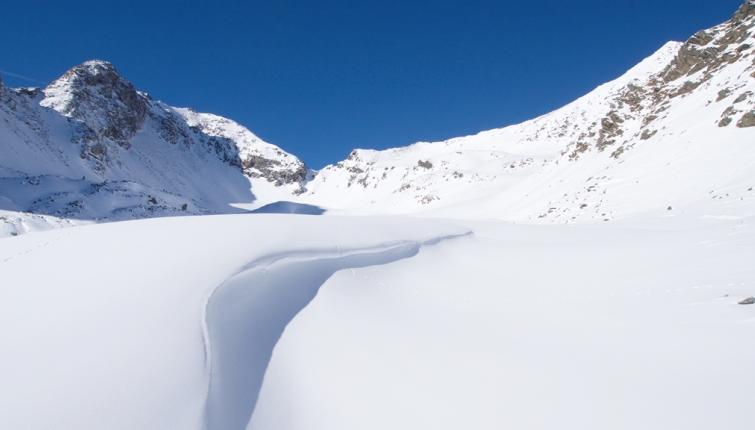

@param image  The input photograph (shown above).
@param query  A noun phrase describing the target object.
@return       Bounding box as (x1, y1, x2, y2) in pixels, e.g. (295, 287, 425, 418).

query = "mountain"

(300, 1, 755, 221)
(0, 61, 307, 236)
(1, 1, 754, 237)
(2, 4, 755, 429)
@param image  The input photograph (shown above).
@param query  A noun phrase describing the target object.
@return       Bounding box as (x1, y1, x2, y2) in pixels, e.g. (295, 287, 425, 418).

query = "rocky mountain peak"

(660, 1, 754, 83)
(734, 0, 755, 23)
(41, 59, 149, 146)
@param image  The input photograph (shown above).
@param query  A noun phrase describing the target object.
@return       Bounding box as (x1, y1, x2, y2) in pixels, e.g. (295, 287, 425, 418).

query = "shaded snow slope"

(0, 214, 467, 430)
(204, 234, 468, 430)
(250, 201, 326, 215)
(0, 61, 307, 236)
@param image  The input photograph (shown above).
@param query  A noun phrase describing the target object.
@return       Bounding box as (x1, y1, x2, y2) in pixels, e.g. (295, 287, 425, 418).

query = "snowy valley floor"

(0, 214, 754, 429)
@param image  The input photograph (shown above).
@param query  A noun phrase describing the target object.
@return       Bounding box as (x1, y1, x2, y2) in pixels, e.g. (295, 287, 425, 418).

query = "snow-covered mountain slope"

(0, 61, 307, 236)
(300, 2, 755, 222)
(0, 212, 753, 430)
(2, 3, 755, 238)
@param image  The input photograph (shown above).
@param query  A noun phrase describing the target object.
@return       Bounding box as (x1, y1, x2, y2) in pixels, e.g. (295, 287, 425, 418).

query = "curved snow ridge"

(201, 232, 471, 430)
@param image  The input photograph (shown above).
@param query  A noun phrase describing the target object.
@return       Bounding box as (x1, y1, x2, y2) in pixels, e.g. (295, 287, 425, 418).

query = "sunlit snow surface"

(0, 213, 753, 429)
(1, 4, 755, 429)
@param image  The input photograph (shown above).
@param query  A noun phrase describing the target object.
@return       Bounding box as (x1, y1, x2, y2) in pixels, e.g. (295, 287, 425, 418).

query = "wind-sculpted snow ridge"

(300, 2, 755, 221)
(0, 214, 469, 429)
(202, 233, 470, 430)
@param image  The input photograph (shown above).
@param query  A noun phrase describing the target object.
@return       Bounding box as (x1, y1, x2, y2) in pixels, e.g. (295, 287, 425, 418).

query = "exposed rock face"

(661, 43, 718, 82)
(41, 60, 149, 147)
(734, 91, 752, 103)
(688, 30, 714, 47)
(596, 111, 625, 151)
(662, 1, 754, 85)
(418, 160, 433, 169)
(737, 111, 755, 127)
(640, 129, 657, 140)
(175, 108, 308, 187)
(242, 155, 308, 186)
(733, 0, 755, 23)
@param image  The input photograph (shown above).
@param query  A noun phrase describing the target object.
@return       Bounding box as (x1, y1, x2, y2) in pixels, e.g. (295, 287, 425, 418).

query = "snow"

(0, 214, 468, 429)
(1, 4, 755, 430)
(297, 36, 755, 222)
(0, 214, 753, 429)
(3, 10, 754, 235)
(252, 216, 755, 430)
(204, 236, 467, 429)
(174, 108, 303, 175)
(0, 63, 307, 237)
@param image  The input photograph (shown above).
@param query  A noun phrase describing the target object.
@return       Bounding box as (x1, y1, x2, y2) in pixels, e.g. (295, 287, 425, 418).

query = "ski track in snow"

(200, 232, 471, 430)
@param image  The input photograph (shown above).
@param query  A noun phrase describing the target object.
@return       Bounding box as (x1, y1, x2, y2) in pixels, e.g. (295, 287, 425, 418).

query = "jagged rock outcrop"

(738, 110, 755, 127)
(662, 1, 753, 83)
(734, 0, 755, 23)
(175, 108, 308, 187)
(241, 155, 308, 186)
(41, 60, 149, 147)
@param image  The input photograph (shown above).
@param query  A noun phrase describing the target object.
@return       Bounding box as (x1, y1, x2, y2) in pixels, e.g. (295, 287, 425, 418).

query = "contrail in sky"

(0, 68, 46, 85)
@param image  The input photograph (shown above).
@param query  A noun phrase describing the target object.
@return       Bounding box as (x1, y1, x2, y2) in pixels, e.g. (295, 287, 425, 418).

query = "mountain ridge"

(298, 1, 755, 221)
(0, 60, 309, 236)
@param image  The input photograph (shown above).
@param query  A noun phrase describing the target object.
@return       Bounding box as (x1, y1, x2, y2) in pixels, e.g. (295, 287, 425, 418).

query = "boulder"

(736, 111, 755, 127)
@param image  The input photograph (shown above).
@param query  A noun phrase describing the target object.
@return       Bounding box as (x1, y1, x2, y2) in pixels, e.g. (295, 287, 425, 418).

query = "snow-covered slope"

(252, 215, 755, 430)
(300, 2, 755, 222)
(0, 212, 753, 430)
(0, 214, 467, 429)
(0, 61, 307, 236)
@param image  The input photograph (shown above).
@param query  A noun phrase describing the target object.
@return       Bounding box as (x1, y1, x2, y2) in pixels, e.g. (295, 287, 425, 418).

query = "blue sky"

(0, 0, 744, 167)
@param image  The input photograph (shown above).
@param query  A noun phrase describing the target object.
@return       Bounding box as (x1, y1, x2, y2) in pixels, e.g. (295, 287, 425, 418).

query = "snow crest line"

(200, 232, 471, 430)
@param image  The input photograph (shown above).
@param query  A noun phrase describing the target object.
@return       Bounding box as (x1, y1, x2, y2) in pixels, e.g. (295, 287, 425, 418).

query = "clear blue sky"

(0, 0, 744, 168)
